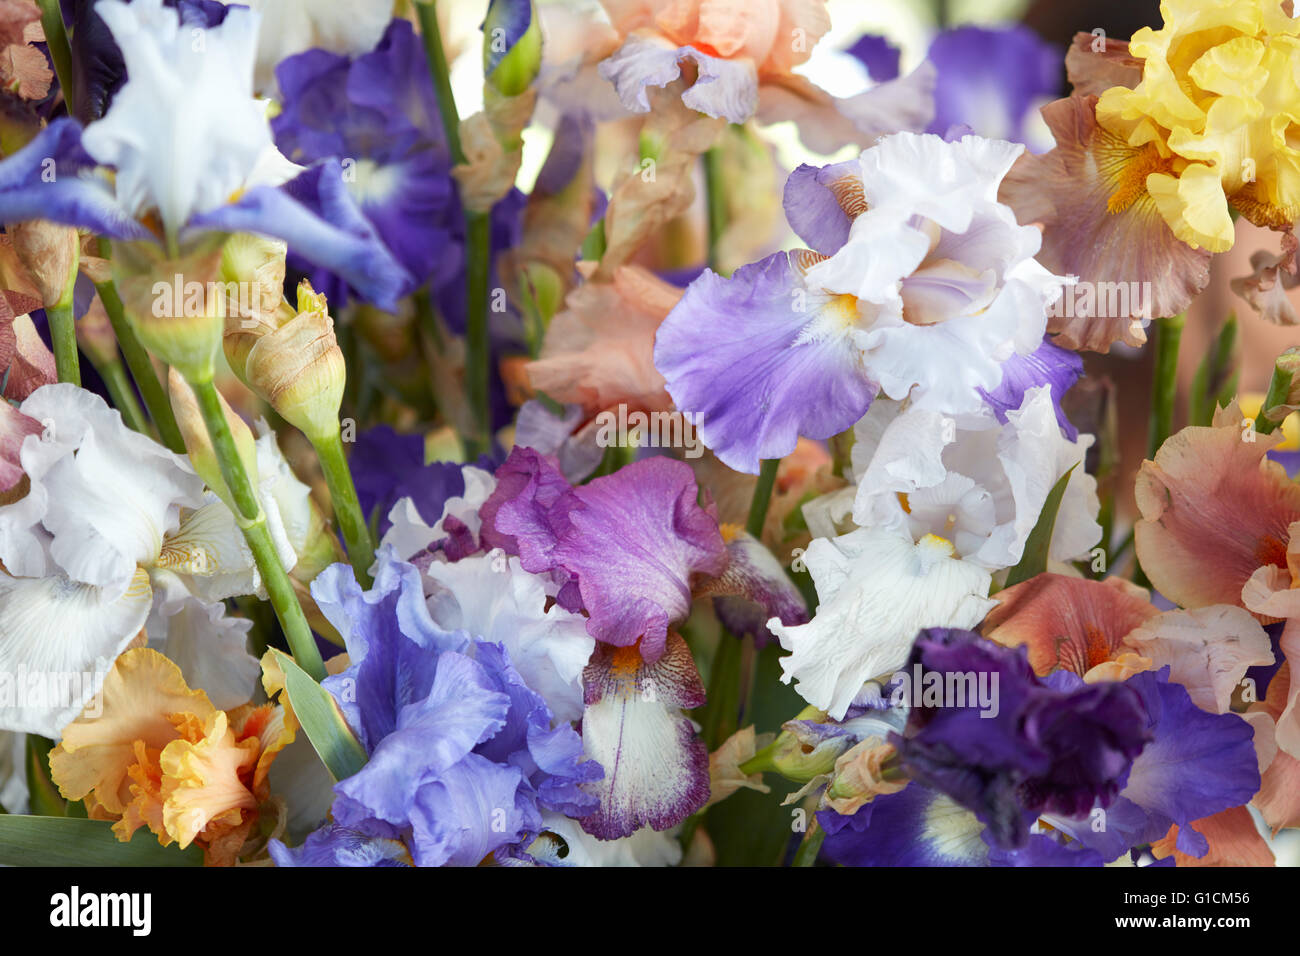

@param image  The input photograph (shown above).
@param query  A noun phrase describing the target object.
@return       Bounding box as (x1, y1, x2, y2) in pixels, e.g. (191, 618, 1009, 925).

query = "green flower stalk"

(111, 236, 322, 680)
(418, 0, 541, 457)
(93, 239, 187, 454)
(232, 279, 375, 587)
(169, 370, 325, 681)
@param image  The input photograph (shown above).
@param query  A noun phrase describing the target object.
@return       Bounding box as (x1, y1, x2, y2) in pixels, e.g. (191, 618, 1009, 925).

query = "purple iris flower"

(272, 17, 528, 336)
(924, 25, 1061, 149)
(1047, 668, 1261, 861)
(818, 785, 1103, 867)
(270, 550, 602, 867)
(891, 628, 1150, 849)
(481, 447, 729, 661)
(271, 18, 459, 308)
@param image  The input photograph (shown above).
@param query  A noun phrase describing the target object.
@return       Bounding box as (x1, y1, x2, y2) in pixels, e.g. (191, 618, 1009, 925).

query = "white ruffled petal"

(0, 567, 153, 737)
(85, 0, 273, 235)
(1, 385, 205, 598)
(770, 528, 995, 720)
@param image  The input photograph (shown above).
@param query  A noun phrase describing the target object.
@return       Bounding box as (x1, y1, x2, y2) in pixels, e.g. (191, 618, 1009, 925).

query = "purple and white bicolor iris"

(654, 132, 1069, 475)
(0, 0, 411, 309)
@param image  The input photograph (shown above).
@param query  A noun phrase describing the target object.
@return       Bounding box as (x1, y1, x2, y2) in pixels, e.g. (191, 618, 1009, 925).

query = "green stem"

(36, 0, 75, 113)
(192, 379, 324, 681)
(315, 428, 375, 587)
(703, 147, 728, 274)
(417, 2, 491, 457)
(89, 354, 148, 434)
(1147, 314, 1185, 459)
(793, 819, 824, 867)
(746, 458, 780, 538)
(416, 1, 465, 164)
(46, 300, 80, 386)
(464, 209, 493, 459)
(1255, 362, 1293, 436)
(95, 243, 186, 453)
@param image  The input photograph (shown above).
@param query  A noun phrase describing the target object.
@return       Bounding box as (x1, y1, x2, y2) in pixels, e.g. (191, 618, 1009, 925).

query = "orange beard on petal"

(1099, 134, 1176, 216)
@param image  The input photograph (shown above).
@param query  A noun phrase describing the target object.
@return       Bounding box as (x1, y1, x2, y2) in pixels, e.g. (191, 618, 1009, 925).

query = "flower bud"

(244, 281, 346, 445)
(483, 0, 541, 98)
(113, 237, 226, 384)
(168, 368, 259, 514)
(220, 233, 289, 381)
(8, 220, 79, 308)
(823, 738, 907, 816)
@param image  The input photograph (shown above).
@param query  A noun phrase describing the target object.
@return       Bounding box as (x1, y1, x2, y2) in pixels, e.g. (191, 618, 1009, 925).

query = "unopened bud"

(9, 220, 78, 308)
(823, 738, 906, 816)
(244, 281, 345, 444)
(168, 368, 259, 514)
(220, 233, 288, 381)
(483, 0, 542, 98)
(113, 238, 226, 384)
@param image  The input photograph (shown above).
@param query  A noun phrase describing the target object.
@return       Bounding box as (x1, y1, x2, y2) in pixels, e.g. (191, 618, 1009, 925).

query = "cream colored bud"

(9, 220, 79, 307)
(244, 280, 346, 444)
(824, 738, 906, 816)
(114, 238, 226, 384)
(168, 368, 259, 514)
(220, 233, 288, 382)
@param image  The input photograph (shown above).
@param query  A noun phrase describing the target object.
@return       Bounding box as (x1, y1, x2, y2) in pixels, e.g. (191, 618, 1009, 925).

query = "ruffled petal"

(771, 528, 995, 720)
(577, 635, 709, 839)
(655, 251, 878, 474)
(1135, 413, 1300, 609)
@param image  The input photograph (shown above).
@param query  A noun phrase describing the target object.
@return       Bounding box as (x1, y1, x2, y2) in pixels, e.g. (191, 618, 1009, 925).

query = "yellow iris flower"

(1096, 0, 1300, 252)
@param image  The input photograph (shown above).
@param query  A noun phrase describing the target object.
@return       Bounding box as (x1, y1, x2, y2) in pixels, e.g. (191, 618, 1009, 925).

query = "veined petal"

(1122, 605, 1274, 715)
(577, 635, 709, 839)
(0, 567, 154, 737)
(655, 251, 877, 474)
(981, 574, 1159, 677)
(1135, 412, 1300, 609)
(998, 95, 1212, 350)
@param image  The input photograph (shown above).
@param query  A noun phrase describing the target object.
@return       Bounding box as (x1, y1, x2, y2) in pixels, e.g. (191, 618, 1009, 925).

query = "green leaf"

(270, 648, 367, 782)
(26, 735, 66, 817)
(1004, 464, 1078, 588)
(0, 816, 203, 866)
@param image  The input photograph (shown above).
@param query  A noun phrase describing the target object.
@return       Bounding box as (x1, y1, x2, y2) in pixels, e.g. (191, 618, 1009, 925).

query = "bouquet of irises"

(0, 0, 1297, 869)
